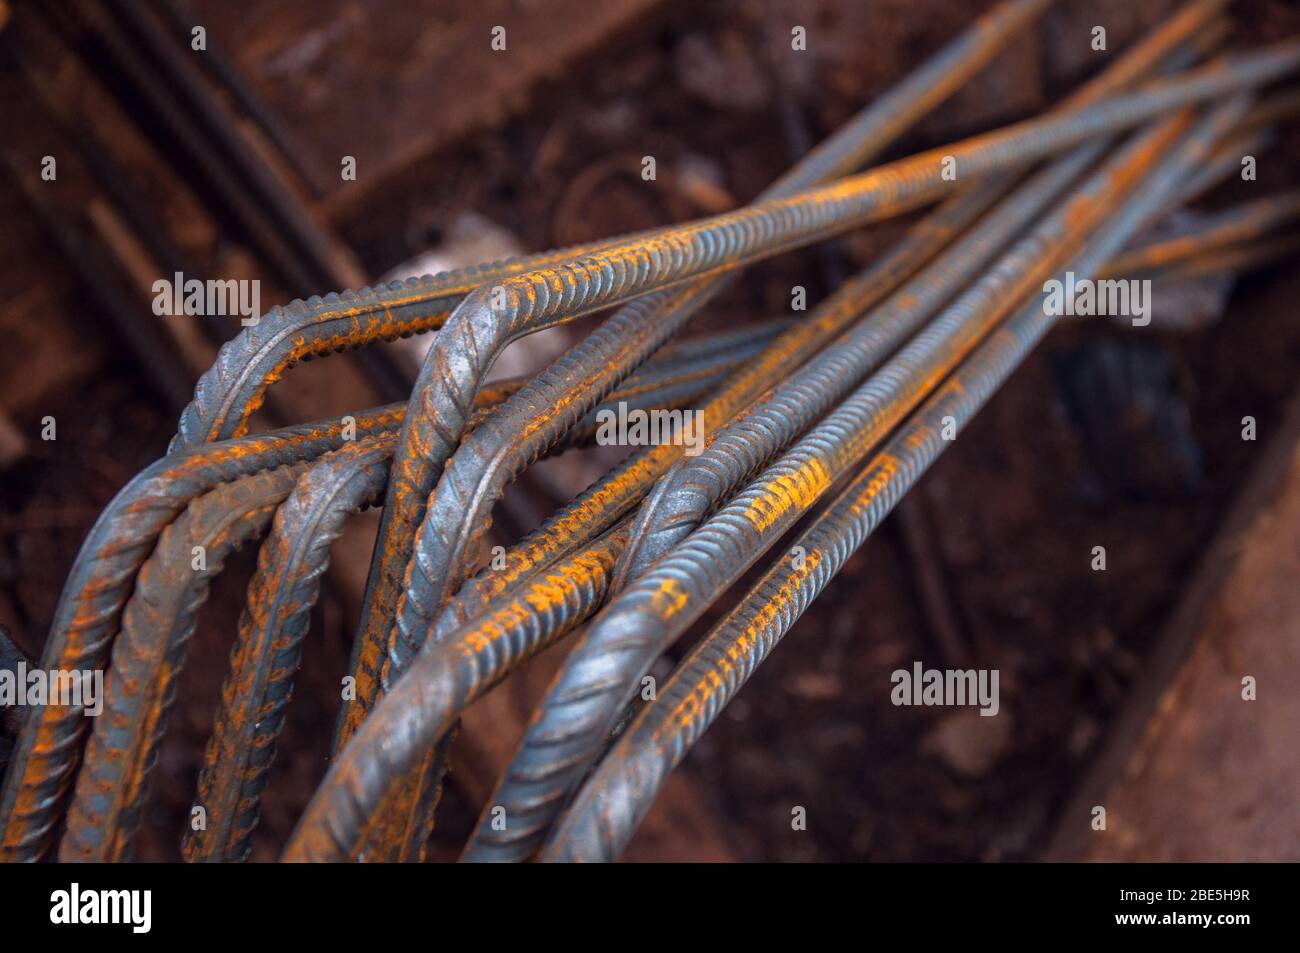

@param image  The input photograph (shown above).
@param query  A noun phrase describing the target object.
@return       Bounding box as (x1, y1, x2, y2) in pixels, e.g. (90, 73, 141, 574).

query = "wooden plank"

(1042, 386, 1300, 861)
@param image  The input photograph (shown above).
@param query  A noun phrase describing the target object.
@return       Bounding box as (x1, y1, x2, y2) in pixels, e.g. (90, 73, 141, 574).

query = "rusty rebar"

(56, 466, 307, 861)
(540, 96, 1251, 863)
(184, 438, 395, 862)
(1155, 231, 1300, 280)
(1101, 189, 1300, 278)
(461, 107, 1199, 863)
(6, 1, 1296, 865)
(352, 0, 1234, 857)
(0, 406, 407, 860)
(370, 36, 1299, 712)
(0, 324, 770, 860)
(346, 0, 1060, 858)
(283, 93, 1243, 865)
(425, 0, 1228, 644)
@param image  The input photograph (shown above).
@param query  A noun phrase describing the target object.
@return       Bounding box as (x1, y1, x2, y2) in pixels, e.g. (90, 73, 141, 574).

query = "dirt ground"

(1, 0, 1298, 861)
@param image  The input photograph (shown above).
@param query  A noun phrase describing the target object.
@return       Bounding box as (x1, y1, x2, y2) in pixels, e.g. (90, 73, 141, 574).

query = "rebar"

(4, 0, 1296, 865)
(184, 438, 396, 862)
(352, 0, 1062, 858)
(361, 35, 1300, 718)
(540, 96, 1251, 863)
(1101, 189, 1300, 277)
(425, 0, 1228, 643)
(30, 325, 774, 852)
(461, 109, 1197, 863)
(59, 465, 308, 861)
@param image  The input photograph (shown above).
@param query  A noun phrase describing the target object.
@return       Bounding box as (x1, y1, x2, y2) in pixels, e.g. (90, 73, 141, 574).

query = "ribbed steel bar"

(541, 96, 1251, 863)
(288, 157, 1275, 862)
(5, 2, 1290, 865)
(6, 328, 755, 860)
(0, 408, 407, 860)
(390, 22, 1253, 642)
(1156, 231, 1300, 279)
(282, 521, 635, 861)
(613, 20, 1244, 588)
(345, 0, 1059, 858)
(476, 319, 789, 422)
(59, 465, 307, 862)
(330, 188, 1005, 857)
(184, 437, 396, 863)
(170, 232, 666, 452)
(372, 23, 1285, 683)
(611, 143, 1109, 588)
(424, 0, 1230, 646)
(351, 0, 1060, 738)
(352, 9, 1225, 854)
(1101, 189, 1300, 277)
(382, 0, 1058, 674)
(453, 0, 1235, 852)
(463, 106, 1195, 863)
(366, 197, 1258, 858)
(185, 333, 776, 862)
(424, 191, 1231, 641)
(360, 237, 954, 856)
(286, 87, 1248, 865)
(427, 187, 1002, 645)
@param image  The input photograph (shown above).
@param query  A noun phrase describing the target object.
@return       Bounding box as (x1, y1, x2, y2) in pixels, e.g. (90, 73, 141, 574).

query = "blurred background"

(0, 0, 1297, 861)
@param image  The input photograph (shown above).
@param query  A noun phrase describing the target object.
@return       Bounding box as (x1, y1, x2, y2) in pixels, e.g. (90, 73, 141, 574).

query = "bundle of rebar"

(2, 0, 1298, 862)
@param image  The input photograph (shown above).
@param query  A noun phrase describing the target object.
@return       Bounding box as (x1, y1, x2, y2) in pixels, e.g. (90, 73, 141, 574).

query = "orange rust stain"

(649, 576, 691, 620)
(743, 456, 832, 534)
(658, 551, 824, 742)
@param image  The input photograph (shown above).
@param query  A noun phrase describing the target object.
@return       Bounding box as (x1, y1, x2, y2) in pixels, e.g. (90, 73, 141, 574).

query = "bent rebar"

(0, 408, 403, 860)
(282, 521, 635, 861)
(359, 38, 1300, 748)
(424, 0, 1228, 647)
(185, 437, 396, 862)
(352, 0, 1063, 859)
(59, 465, 308, 861)
(344, 0, 1068, 750)
(462, 107, 1196, 863)
(540, 96, 1251, 863)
